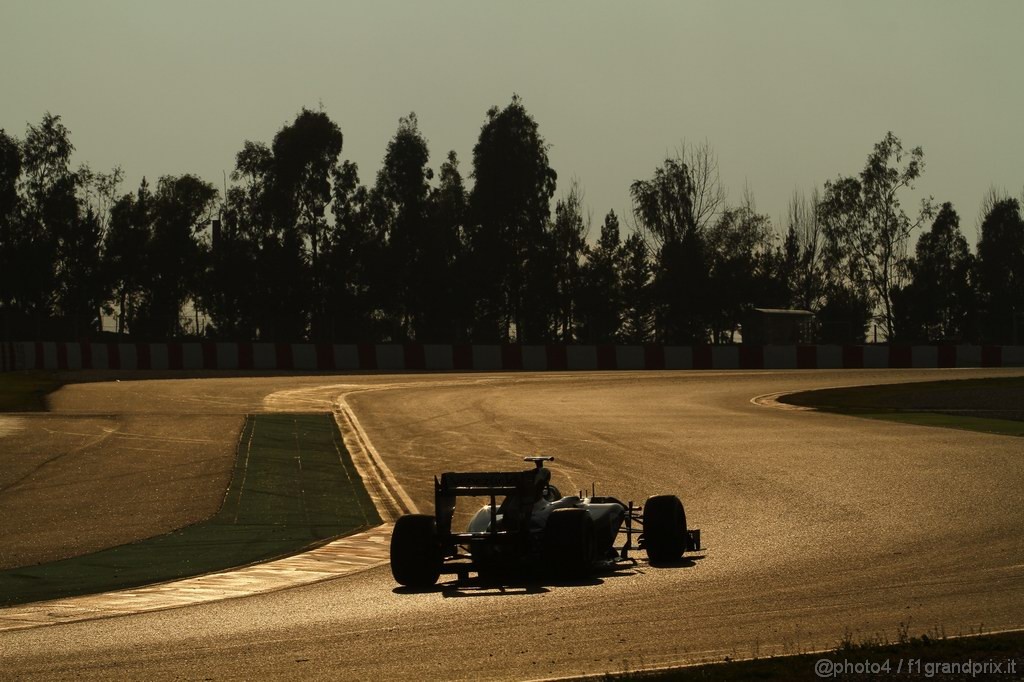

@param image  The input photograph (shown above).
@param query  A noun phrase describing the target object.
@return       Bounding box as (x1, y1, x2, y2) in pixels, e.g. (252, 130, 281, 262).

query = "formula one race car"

(390, 456, 701, 587)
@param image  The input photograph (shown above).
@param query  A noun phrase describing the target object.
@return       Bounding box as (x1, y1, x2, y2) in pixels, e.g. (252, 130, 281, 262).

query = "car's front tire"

(642, 495, 688, 563)
(543, 508, 595, 578)
(390, 514, 442, 588)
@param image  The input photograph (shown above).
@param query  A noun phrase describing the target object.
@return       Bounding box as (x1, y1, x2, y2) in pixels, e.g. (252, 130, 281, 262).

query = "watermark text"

(815, 656, 1018, 678)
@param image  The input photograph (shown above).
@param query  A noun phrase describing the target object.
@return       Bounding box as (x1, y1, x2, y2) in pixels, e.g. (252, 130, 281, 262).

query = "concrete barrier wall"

(3, 341, 1023, 371)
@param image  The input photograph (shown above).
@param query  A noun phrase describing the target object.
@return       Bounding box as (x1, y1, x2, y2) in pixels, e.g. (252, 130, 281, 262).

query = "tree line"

(1, 98, 1022, 344)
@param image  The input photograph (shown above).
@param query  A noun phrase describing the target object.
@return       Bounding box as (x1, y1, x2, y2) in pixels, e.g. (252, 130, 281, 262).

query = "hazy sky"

(3, 1, 1022, 244)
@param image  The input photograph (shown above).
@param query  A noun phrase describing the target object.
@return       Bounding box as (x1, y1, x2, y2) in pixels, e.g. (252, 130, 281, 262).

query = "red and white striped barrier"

(0, 341, 16, 372)
(3, 341, 1022, 372)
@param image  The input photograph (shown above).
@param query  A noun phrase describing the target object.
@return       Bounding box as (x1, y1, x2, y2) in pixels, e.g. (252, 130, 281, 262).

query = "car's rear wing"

(435, 470, 537, 497)
(434, 469, 541, 543)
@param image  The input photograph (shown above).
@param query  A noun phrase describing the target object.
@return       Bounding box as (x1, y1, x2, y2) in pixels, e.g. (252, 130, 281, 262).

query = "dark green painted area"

(849, 410, 1024, 437)
(781, 377, 1024, 437)
(0, 413, 381, 606)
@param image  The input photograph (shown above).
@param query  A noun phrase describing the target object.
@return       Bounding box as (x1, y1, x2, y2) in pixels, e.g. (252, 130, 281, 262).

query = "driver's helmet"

(533, 466, 552, 499)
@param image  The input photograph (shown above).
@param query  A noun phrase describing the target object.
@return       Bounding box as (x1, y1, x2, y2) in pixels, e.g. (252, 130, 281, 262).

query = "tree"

(892, 202, 974, 342)
(618, 231, 653, 343)
(64, 166, 122, 336)
(135, 175, 217, 338)
(0, 129, 23, 338)
(76, 163, 124, 233)
(549, 180, 588, 341)
(233, 140, 274, 231)
(467, 95, 557, 342)
(20, 113, 74, 209)
(271, 108, 344, 267)
(819, 132, 934, 340)
(204, 187, 258, 339)
(11, 113, 113, 337)
(13, 114, 72, 334)
(423, 150, 470, 341)
(785, 189, 828, 311)
(369, 113, 433, 340)
(705, 200, 781, 342)
(326, 160, 379, 342)
(54, 205, 106, 337)
(211, 140, 275, 339)
(270, 109, 344, 340)
(104, 180, 153, 335)
(630, 155, 695, 248)
(212, 111, 344, 341)
(976, 197, 1024, 342)
(678, 140, 726, 233)
(0, 130, 20, 224)
(815, 221, 874, 344)
(630, 142, 724, 249)
(578, 210, 624, 343)
(816, 284, 872, 343)
(630, 153, 713, 343)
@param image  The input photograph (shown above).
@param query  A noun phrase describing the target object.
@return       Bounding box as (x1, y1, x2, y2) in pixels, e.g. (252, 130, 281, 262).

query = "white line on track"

(335, 391, 418, 519)
(750, 391, 815, 410)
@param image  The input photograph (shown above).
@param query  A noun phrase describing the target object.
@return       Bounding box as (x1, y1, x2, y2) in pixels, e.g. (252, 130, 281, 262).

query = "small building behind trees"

(742, 308, 815, 345)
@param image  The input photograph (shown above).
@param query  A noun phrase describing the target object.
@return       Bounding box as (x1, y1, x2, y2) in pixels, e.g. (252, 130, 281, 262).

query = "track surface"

(1, 369, 1023, 680)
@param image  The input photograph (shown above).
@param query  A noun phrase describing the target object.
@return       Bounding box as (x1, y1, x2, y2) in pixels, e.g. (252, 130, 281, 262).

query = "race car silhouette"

(390, 456, 701, 587)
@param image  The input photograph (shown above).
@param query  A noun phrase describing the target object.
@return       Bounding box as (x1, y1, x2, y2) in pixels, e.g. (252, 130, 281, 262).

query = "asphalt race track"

(1, 368, 1023, 680)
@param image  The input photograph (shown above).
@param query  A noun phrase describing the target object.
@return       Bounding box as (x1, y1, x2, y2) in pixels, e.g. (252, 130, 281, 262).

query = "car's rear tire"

(390, 514, 442, 588)
(643, 494, 687, 563)
(543, 508, 595, 578)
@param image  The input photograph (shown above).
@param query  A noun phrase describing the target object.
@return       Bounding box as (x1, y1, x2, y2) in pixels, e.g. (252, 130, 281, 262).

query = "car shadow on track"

(392, 576, 596, 598)
(438, 573, 609, 598)
(393, 556, 703, 597)
(646, 555, 704, 570)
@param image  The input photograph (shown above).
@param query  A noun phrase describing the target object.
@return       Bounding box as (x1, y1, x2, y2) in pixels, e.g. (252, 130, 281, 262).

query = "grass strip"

(781, 377, 1024, 437)
(597, 630, 1024, 680)
(0, 372, 63, 412)
(852, 411, 1024, 437)
(0, 413, 381, 607)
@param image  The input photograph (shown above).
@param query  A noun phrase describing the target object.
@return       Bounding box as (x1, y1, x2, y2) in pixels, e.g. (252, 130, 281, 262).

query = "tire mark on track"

(0, 426, 117, 494)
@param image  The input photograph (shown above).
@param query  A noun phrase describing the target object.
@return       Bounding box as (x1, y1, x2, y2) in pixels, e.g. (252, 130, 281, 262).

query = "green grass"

(597, 628, 1024, 680)
(0, 413, 381, 606)
(781, 377, 1024, 437)
(852, 410, 1024, 437)
(0, 372, 63, 411)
